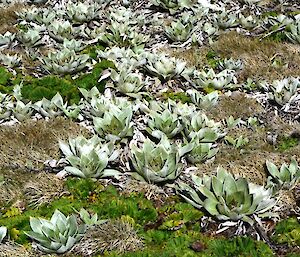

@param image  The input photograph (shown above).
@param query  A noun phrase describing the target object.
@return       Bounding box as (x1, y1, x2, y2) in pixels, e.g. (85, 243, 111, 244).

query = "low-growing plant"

(129, 135, 193, 183)
(25, 210, 85, 254)
(143, 53, 186, 81)
(93, 104, 134, 141)
(59, 135, 120, 179)
(0, 226, 7, 243)
(224, 135, 249, 149)
(266, 158, 300, 191)
(177, 167, 277, 224)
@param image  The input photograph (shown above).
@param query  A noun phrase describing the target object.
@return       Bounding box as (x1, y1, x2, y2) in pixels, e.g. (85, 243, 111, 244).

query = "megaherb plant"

(182, 111, 223, 142)
(17, 29, 43, 48)
(152, 0, 195, 14)
(143, 53, 187, 81)
(93, 104, 134, 141)
(109, 68, 148, 97)
(187, 89, 219, 110)
(146, 107, 183, 139)
(40, 49, 90, 75)
(66, 2, 101, 23)
(285, 17, 300, 44)
(186, 139, 218, 164)
(266, 159, 300, 192)
(0, 31, 15, 48)
(129, 135, 193, 183)
(25, 210, 85, 254)
(266, 77, 300, 109)
(193, 68, 236, 90)
(165, 18, 193, 42)
(177, 167, 277, 225)
(0, 227, 7, 243)
(59, 135, 120, 179)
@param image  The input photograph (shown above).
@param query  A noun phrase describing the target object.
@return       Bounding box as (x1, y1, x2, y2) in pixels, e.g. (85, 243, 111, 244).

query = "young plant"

(59, 135, 120, 179)
(129, 135, 193, 183)
(165, 19, 193, 42)
(40, 49, 89, 75)
(187, 89, 219, 110)
(25, 210, 85, 254)
(0, 31, 15, 47)
(146, 108, 183, 139)
(266, 159, 300, 191)
(93, 105, 134, 141)
(186, 138, 218, 164)
(0, 227, 7, 243)
(225, 135, 249, 149)
(143, 53, 186, 81)
(177, 167, 277, 225)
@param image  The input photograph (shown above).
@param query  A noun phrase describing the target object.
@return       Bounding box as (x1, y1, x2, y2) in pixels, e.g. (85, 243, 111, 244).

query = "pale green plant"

(41, 49, 89, 75)
(186, 138, 218, 164)
(0, 226, 7, 243)
(66, 2, 101, 23)
(239, 14, 259, 29)
(151, 0, 195, 14)
(25, 210, 85, 254)
(183, 112, 222, 142)
(59, 135, 120, 179)
(129, 135, 193, 183)
(193, 69, 236, 90)
(218, 58, 243, 71)
(78, 208, 107, 227)
(266, 159, 300, 191)
(285, 16, 300, 44)
(109, 68, 148, 97)
(93, 105, 134, 141)
(62, 39, 85, 52)
(146, 108, 183, 139)
(165, 19, 193, 42)
(187, 89, 218, 110)
(0, 53, 21, 68)
(12, 100, 33, 121)
(143, 53, 186, 81)
(267, 77, 300, 108)
(48, 20, 75, 42)
(50, 93, 81, 119)
(225, 135, 249, 149)
(213, 12, 238, 29)
(177, 167, 277, 225)
(224, 116, 241, 129)
(0, 31, 15, 47)
(18, 29, 43, 47)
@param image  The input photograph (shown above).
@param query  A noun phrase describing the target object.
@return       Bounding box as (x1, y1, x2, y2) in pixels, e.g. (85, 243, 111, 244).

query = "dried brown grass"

(212, 31, 300, 82)
(0, 117, 90, 170)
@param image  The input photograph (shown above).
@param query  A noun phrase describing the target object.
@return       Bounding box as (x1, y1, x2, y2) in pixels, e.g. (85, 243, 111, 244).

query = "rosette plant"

(165, 19, 193, 42)
(130, 135, 193, 183)
(17, 29, 43, 47)
(186, 139, 218, 164)
(41, 49, 89, 75)
(109, 68, 148, 97)
(266, 159, 300, 191)
(177, 167, 277, 224)
(0, 227, 7, 243)
(0, 53, 21, 68)
(143, 53, 186, 81)
(48, 20, 75, 42)
(146, 108, 183, 139)
(0, 31, 15, 47)
(183, 112, 223, 142)
(25, 210, 85, 254)
(93, 105, 134, 141)
(187, 89, 218, 110)
(152, 0, 195, 14)
(194, 69, 236, 90)
(66, 2, 101, 23)
(285, 17, 300, 44)
(59, 135, 120, 179)
(267, 77, 300, 108)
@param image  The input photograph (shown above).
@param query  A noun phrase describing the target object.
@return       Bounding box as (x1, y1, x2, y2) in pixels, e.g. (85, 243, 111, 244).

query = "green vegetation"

(273, 218, 300, 246)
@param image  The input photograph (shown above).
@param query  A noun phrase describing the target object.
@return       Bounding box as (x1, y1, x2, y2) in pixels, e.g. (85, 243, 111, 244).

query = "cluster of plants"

(0, 0, 300, 256)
